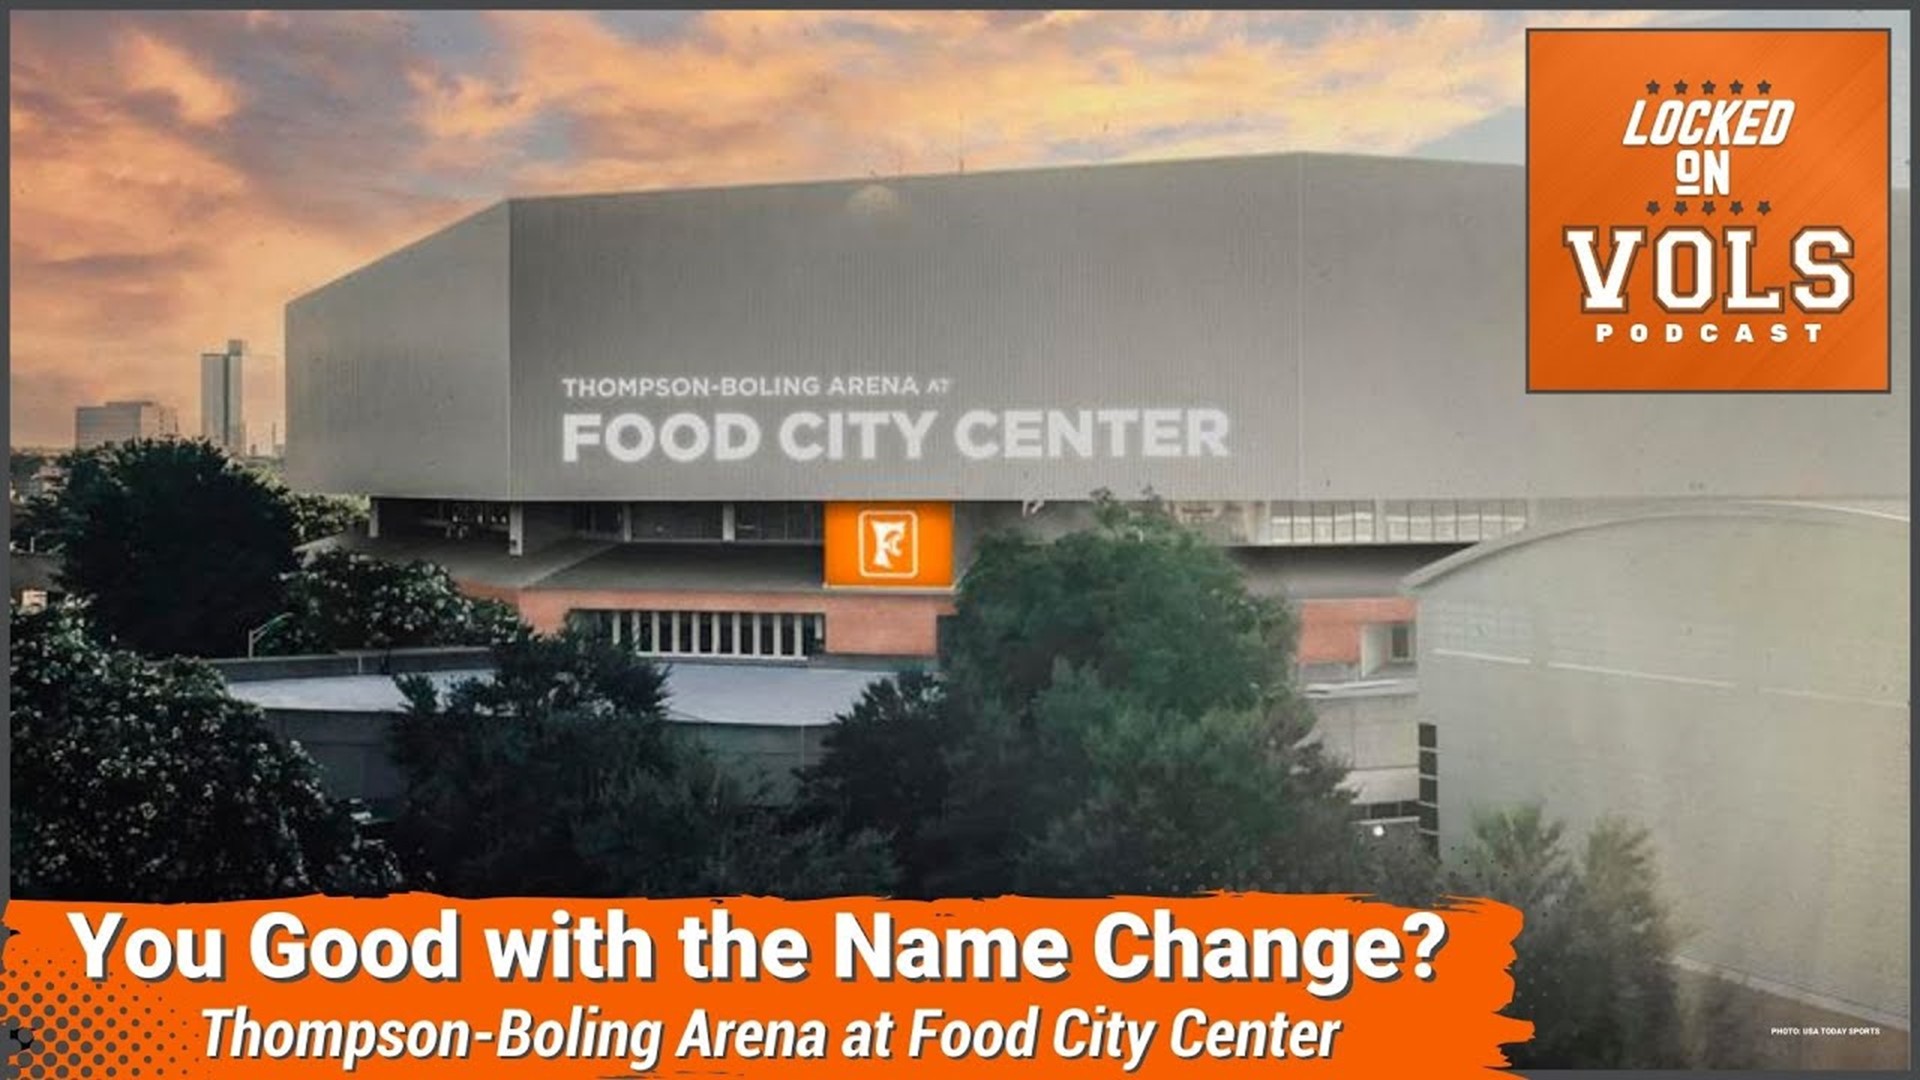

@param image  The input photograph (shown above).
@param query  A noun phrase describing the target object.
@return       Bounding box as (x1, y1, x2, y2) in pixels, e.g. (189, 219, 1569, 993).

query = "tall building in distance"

(200, 338, 246, 452)
(73, 400, 179, 449)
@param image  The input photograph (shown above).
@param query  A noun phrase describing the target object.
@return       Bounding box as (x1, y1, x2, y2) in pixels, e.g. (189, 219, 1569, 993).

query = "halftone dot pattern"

(2, 966, 190, 1080)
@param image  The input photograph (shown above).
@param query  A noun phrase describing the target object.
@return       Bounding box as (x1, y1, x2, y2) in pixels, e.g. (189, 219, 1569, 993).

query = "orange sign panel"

(1527, 29, 1889, 391)
(825, 502, 954, 588)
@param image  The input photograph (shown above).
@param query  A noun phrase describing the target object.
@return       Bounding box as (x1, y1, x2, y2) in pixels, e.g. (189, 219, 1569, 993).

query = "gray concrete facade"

(286, 153, 1909, 504)
(1407, 501, 1910, 1028)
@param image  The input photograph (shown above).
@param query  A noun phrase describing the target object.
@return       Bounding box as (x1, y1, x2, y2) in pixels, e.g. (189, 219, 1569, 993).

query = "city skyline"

(9, 9, 1911, 447)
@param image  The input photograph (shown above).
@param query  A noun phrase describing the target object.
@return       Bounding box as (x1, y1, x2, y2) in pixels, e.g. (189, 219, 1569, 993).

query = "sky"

(8, 9, 1910, 448)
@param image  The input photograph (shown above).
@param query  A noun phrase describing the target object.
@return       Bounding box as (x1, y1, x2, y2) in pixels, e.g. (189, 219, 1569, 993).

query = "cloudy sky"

(9, 9, 1909, 448)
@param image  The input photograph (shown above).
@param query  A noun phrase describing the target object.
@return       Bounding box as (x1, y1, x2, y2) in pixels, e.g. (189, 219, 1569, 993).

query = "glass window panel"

(1383, 501, 1409, 543)
(629, 502, 724, 541)
(1408, 501, 1433, 543)
(733, 502, 824, 542)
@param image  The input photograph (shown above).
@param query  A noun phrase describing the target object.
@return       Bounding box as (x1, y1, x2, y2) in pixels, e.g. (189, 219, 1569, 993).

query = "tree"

(795, 498, 1367, 898)
(390, 630, 892, 898)
(1450, 805, 1686, 1069)
(9, 603, 398, 902)
(1008, 673, 1359, 896)
(790, 670, 951, 890)
(9, 449, 47, 488)
(283, 491, 368, 546)
(264, 549, 523, 654)
(36, 439, 297, 657)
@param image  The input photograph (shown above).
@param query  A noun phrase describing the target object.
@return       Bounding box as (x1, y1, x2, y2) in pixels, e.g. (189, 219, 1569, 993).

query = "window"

(577, 609, 827, 660)
(430, 500, 509, 534)
(1388, 622, 1416, 663)
(572, 502, 625, 538)
(628, 502, 724, 541)
(733, 502, 823, 543)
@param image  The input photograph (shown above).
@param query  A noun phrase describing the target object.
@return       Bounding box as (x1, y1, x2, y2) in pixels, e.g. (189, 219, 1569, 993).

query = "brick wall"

(1297, 597, 1416, 665)
(461, 579, 1412, 667)
(457, 580, 953, 657)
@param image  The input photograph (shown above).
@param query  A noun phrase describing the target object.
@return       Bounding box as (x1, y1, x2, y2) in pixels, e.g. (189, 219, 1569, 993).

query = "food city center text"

(561, 408, 1233, 464)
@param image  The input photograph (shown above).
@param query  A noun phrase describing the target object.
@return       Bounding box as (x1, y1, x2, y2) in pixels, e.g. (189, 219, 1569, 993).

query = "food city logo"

(1527, 29, 1890, 391)
(857, 510, 919, 579)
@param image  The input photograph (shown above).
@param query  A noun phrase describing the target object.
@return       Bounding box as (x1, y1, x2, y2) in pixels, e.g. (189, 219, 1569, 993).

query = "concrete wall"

(286, 204, 513, 498)
(1307, 687, 1421, 807)
(288, 155, 1909, 504)
(1411, 504, 1909, 1027)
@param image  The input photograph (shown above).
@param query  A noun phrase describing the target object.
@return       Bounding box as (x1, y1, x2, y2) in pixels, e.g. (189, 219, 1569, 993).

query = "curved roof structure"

(1404, 498, 1911, 592)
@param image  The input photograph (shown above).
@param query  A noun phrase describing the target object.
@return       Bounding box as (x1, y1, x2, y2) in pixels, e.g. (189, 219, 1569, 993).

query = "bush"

(1450, 805, 1686, 1069)
(388, 630, 892, 898)
(10, 603, 398, 901)
(266, 549, 523, 654)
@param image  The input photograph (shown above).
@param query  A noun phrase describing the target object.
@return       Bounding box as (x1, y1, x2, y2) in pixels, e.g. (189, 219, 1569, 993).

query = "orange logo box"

(1527, 29, 1889, 391)
(825, 502, 954, 588)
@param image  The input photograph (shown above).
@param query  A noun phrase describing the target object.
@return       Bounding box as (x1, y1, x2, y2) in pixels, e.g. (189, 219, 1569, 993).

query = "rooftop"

(225, 658, 890, 728)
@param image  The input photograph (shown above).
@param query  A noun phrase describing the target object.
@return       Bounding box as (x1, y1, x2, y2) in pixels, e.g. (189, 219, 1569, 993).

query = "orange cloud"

(6, 9, 1746, 447)
(118, 30, 241, 127)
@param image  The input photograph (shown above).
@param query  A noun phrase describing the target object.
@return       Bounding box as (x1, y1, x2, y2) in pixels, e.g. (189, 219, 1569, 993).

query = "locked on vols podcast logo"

(1527, 29, 1889, 391)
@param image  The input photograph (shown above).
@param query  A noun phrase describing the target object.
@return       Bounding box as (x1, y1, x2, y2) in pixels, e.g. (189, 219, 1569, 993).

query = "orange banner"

(824, 502, 955, 589)
(1527, 28, 1890, 391)
(2, 893, 1527, 1078)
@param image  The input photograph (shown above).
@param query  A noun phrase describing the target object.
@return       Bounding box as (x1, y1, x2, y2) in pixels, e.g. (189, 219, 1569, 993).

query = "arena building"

(286, 150, 1907, 831)
(287, 153, 1908, 1031)
(284, 151, 1905, 669)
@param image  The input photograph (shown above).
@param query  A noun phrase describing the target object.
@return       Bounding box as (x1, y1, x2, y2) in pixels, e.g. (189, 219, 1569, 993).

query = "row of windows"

(575, 609, 826, 659)
(571, 502, 824, 544)
(1417, 721, 1439, 851)
(1167, 500, 1529, 545)
(1269, 500, 1529, 545)
(424, 500, 510, 532)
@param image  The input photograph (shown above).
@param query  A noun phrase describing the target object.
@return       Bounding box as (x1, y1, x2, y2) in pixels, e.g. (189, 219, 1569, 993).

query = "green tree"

(390, 630, 891, 898)
(791, 670, 951, 889)
(9, 603, 398, 902)
(283, 491, 368, 545)
(1451, 805, 1686, 1069)
(1009, 673, 1357, 896)
(795, 498, 1366, 898)
(9, 449, 47, 487)
(37, 439, 296, 657)
(265, 549, 523, 654)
